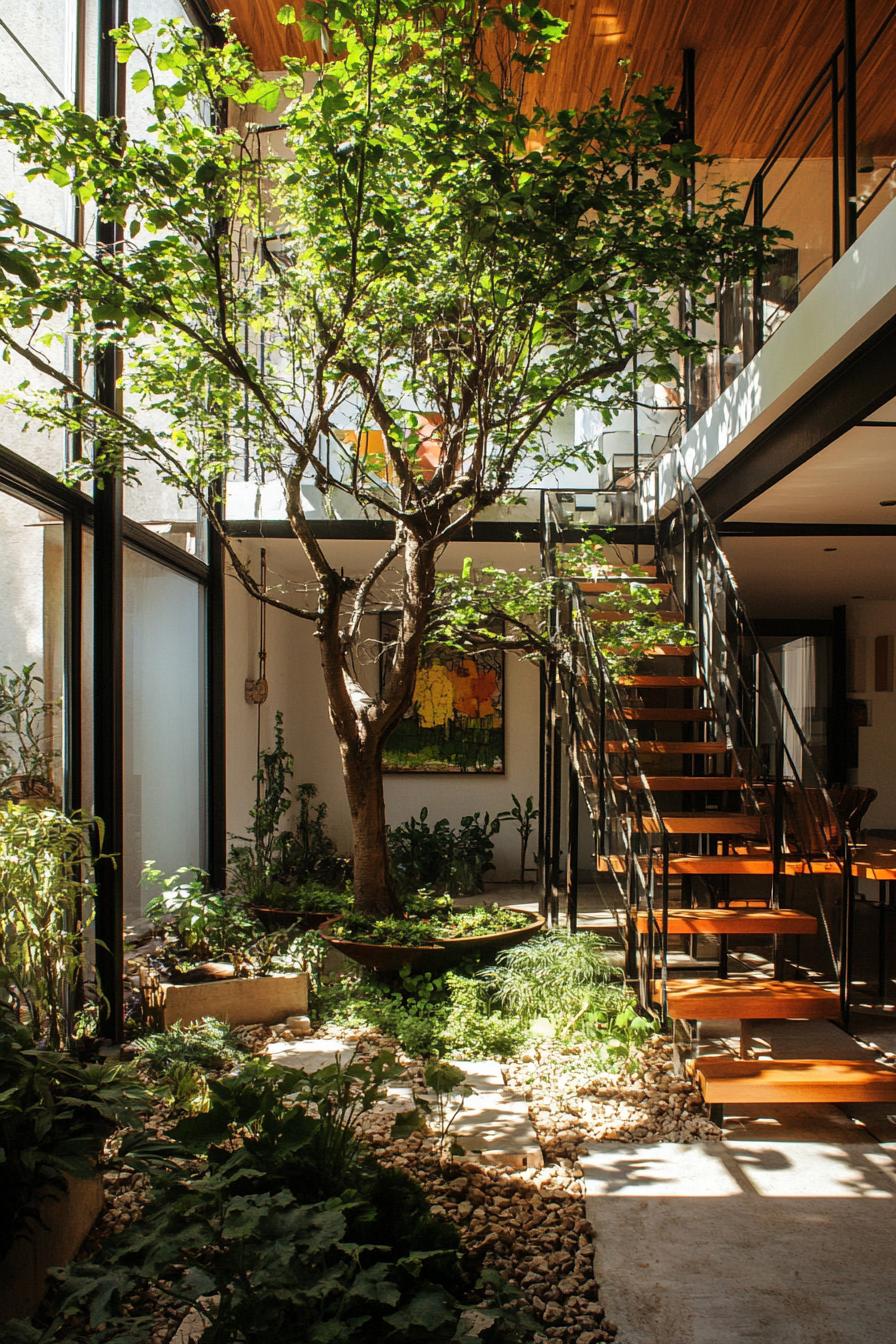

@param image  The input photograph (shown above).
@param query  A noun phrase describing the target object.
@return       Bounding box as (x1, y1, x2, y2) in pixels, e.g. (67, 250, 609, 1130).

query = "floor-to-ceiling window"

(123, 547, 207, 923)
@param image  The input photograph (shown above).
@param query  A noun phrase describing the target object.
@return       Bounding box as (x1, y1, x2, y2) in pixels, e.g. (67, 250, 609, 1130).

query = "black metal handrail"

(544, 491, 683, 1010)
(653, 449, 843, 972)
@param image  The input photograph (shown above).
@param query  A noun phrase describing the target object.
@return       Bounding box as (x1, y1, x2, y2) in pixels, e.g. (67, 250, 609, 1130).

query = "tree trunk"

(340, 736, 398, 917)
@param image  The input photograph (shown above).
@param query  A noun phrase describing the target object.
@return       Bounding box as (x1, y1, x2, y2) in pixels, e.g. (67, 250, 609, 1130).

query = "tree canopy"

(0, 0, 766, 912)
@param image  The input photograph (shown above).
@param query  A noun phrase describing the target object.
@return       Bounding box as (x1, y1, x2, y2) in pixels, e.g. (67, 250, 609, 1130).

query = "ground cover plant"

(7, 1052, 534, 1344)
(0, 0, 769, 918)
(330, 901, 530, 947)
(318, 931, 653, 1067)
(131, 1016, 251, 1111)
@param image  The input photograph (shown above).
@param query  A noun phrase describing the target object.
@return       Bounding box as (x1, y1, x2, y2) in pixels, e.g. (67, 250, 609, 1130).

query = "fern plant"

(485, 931, 627, 1036)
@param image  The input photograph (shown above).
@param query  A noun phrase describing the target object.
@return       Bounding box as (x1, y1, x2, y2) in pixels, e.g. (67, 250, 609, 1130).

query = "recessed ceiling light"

(880, 499, 896, 507)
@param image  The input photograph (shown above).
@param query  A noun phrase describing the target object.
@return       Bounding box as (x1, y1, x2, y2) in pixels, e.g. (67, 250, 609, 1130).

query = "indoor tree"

(0, 0, 765, 915)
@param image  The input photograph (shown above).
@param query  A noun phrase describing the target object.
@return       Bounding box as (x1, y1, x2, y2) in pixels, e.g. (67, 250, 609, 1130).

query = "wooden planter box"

(141, 969, 310, 1029)
(0, 1174, 104, 1322)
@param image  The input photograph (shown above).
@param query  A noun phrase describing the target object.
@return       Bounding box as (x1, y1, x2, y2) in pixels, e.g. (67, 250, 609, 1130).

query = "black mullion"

(206, 489, 227, 889)
(93, 0, 127, 1042)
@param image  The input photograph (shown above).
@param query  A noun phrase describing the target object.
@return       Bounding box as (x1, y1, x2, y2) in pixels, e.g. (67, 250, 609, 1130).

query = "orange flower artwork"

(380, 613, 504, 773)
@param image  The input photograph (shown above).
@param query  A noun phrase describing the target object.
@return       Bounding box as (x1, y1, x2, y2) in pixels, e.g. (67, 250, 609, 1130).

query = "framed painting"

(380, 613, 504, 773)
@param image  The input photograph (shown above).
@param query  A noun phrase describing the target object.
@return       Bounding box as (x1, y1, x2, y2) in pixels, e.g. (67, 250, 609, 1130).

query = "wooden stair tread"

(615, 775, 744, 791)
(623, 707, 713, 721)
(578, 580, 672, 595)
(656, 855, 842, 877)
(636, 907, 817, 936)
(632, 813, 763, 835)
(590, 610, 679, 623)
(658, 978, 841, 1021)
(606, 740, 727, 755)
(603, 645, 695, 658)
(576, 564, 658, 578)
(618, 674, 703, 688)
(689, 1055, 896, 1104)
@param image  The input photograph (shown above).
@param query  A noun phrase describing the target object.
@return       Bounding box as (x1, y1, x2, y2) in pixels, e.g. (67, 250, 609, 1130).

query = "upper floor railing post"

(751, 174, 765, 357)
(843, 0, 858, 247)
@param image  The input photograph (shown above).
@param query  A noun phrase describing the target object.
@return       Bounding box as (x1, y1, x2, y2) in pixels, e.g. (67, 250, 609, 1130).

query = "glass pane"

(120, 0, 207, 556)
(0, 490, 65, 802)
(0, 3, 78, 473)
(123, 547, 206, 923)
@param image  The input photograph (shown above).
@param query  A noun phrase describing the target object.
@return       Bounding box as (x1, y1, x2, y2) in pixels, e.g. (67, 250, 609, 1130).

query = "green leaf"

(131, 68, 150, 94)
(131, 17, 152, 34)
(277, 3, 297, 23)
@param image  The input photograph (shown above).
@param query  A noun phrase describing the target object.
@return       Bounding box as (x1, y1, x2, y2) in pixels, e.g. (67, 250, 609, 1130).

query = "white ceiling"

(722, 535, 896, 617)
(719, 395, 896, 618)
(730, 396, 896, 524)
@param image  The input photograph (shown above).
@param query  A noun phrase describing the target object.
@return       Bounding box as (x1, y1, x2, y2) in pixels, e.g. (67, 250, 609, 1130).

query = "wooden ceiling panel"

(208, 0, 896, 158)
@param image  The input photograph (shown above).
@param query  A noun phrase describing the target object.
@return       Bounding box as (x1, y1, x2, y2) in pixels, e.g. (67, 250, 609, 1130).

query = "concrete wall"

(224, 539, 542, 880)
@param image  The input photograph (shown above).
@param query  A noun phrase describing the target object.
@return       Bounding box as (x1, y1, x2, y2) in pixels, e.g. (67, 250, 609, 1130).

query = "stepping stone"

(266, 1036, 354, 1073)
(447, 1058, 543, 1170)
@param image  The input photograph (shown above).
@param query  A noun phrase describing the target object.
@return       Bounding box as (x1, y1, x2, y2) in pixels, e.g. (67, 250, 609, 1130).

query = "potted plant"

(319, 889, 544, 974)
(136, 865, 309, 1028)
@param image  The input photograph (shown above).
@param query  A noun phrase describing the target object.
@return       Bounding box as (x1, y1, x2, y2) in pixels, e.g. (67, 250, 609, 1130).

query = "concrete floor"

(480, 886, 896, 1342)
(583, 1018, 896, 1344)
(583, 1128, 896, 1344)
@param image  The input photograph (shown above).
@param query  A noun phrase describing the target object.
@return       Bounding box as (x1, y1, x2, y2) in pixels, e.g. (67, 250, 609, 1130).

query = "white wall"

(224, 539, 542, 879)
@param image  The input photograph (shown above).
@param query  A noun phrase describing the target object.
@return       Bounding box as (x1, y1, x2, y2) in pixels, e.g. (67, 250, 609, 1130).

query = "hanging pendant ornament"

(244, 547, 269, 704)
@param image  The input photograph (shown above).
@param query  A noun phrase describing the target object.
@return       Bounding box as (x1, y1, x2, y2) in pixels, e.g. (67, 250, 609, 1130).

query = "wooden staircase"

(569, 563, 896, 1121)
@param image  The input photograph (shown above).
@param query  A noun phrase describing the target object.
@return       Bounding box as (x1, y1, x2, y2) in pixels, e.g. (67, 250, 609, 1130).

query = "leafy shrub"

(143, 864, 263, 974)
(13, 1052, 532, 1343)
(0, 662, 59, 796)
(485, 931, 654, 1064)
(388, 807, 505, 897)
(0, 803, 100, 1048)
(257, 878, 352, 915)
(440, 973, 525, 1059)
(0, 1004, 148, 1258)
(229, 712, 351, 909)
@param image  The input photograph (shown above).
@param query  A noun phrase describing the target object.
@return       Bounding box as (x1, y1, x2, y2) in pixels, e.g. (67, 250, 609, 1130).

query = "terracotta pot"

(251, 905, 335, 933)
(318, 909, 545, 974)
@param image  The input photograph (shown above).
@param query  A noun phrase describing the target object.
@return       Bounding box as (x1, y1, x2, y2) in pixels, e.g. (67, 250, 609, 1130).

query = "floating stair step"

(606, 740, 727, 755)
(587, 564, 658, 577)
(603, 644, 696, 658)
(689, 1055, 896, 1104)
(653, 855, 841, 878)
(631, 813, 763, 836)
(622, 707, 714, 721)
(617, 674, 703, 688)
(657, 977, 841, 1021)
(615, 775, 744, 792)
(590, 609, 679, 623)
(578, 580, 672, 596)
(636, 907, 817, 936)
